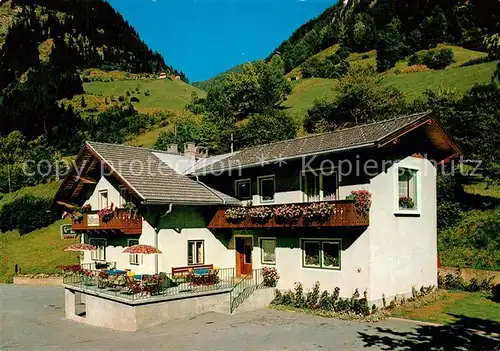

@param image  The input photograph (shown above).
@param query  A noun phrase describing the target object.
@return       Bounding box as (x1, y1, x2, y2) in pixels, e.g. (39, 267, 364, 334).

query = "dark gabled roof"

(55, 142, 241, 206)
(191, 111, 452, 175)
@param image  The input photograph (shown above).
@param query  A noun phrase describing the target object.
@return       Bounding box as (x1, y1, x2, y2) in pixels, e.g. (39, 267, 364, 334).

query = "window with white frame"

(188, 240, 204, 265)
(90, 238, 106, 261)
(128, 239, 140, 265)
(260, 238, 276, 265)
(301, 169, 337, 202)
(398, 168, 418, 210)
(258, 175, 275, 203)
(302, 239, 341, 269)
(234, 179, 251, 200)
(98, 190, 108, 210)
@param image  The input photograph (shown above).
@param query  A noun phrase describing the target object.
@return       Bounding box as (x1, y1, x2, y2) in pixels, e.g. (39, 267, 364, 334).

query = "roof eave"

(190, 142, 376, 176)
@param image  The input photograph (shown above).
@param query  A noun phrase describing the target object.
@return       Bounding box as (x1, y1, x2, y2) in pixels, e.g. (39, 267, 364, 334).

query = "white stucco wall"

(366, 156, 437, 302)
(270, 233, 371, 299)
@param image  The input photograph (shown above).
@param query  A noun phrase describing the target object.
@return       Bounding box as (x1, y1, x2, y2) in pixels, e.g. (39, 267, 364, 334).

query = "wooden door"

(236, 237, 252, 276)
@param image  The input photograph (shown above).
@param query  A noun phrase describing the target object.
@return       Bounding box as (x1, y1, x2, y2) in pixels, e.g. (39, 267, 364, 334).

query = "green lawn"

(392, 291, 500, 325)
(0, 220, 79, 283)
(82, 78, 205, 114)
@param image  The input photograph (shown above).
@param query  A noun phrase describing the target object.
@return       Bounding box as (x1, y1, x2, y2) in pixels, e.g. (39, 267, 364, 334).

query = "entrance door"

(235, 237, 252, 276)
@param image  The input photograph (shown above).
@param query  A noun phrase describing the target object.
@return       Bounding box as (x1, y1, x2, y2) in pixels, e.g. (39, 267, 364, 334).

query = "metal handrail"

(229, 269, 263, 313)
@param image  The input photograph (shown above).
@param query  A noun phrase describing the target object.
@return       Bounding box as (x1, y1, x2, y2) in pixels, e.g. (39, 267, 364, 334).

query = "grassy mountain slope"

(0, 220, 79, 283)
(283, 44, 496, 123)
(0, 181, 79, 283)
(62, 77, 205, 116)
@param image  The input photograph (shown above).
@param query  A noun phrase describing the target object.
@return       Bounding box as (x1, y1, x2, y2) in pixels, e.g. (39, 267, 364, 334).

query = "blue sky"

(107, 0, 334, 82)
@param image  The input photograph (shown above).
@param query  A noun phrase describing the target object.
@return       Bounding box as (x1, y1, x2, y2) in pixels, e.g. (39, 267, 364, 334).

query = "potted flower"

(302, 202, 336, 224)
(262, 267, 280, 287)
(98, 207, 114, 223)
(248, 206, 274, 224)
(274, 204, 302, 224)
(399, 196, 415, 209)
(72, 204, 91, 223)
(224, 207, 247, 223)
(123, 201, 139, 219)
(346, 190, 372, 215)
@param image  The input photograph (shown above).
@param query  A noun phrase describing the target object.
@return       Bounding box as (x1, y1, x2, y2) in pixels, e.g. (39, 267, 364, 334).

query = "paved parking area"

(2, 284, 493, 350)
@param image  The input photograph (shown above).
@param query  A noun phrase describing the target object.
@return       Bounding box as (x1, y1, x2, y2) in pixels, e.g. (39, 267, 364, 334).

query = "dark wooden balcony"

(208, 200, 369, 229)
(72, 209, 142, 234)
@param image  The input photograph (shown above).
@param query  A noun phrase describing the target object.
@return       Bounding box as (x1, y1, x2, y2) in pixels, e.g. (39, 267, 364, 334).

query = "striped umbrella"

(122, 244, 162, 255)
(64, 243, 97, 252)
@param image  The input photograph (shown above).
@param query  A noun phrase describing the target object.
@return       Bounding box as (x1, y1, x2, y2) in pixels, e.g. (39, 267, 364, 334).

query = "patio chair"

(125, 275, 143, 296)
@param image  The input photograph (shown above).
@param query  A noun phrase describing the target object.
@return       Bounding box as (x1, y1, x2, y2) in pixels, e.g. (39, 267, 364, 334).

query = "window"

(302, 239, 341, 270)
(258, 175, 275, 203)
(260, 238, 276, 265)
(119, 186, 128, 208)
(188, 240, 204, 265)
(301, 170, 337, 202)
(90, 239, 106, 261)
(128, 239, 140, 265)
(234, 179, 251, 200)
(98, 190, 108, 210)
(398, 168, 418, 210)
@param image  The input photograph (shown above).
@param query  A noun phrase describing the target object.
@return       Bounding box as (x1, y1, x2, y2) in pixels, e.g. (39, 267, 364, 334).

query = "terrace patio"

(63, 267, 241, 303)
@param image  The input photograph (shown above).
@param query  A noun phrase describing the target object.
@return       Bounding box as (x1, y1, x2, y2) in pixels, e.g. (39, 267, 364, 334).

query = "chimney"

(184, 142, 197, 158)
(167, 144, 178, 154)
(196, 146, 209, 158)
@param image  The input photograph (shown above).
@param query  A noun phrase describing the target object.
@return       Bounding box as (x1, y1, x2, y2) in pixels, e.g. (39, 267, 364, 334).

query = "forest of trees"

(0, 0, 185, 144)
(156, 55, 296, 154)
(271, 0, 500, 73)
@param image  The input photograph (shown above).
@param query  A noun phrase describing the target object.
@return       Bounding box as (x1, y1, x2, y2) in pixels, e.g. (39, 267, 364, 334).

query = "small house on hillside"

(158, 72, 167, 79)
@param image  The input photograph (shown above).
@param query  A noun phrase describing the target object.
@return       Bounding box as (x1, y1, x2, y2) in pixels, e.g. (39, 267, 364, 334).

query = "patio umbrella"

(64, 243, 97, 252)
(122, 244, 162, 255)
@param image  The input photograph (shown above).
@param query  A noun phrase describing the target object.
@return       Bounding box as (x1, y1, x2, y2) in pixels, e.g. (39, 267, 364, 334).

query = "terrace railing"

(229, 269, 263, 313)
(63, 267, 235, 302)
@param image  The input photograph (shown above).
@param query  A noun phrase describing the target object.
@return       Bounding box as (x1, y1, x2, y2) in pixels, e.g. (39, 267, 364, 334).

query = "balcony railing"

(72, 209, 142, 234)
(208, 200, 369, 229)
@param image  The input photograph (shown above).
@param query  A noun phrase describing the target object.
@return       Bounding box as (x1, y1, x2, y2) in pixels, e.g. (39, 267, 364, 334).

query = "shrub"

(144, 90, 151, 96)
(400, 64, 429, 74)
(421, 49, 455, 70)
(460, 56, 493, 67)
(130, 96, 140, 103)
(262, 267, 280, 287)
(361, 54, 370, 59)
(437, 268, 494, 292)
(118, 95, 125, 102)
(0, 195, 57, 234)
(408, 54, 420, 66)
(306, 281, 321, 308)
